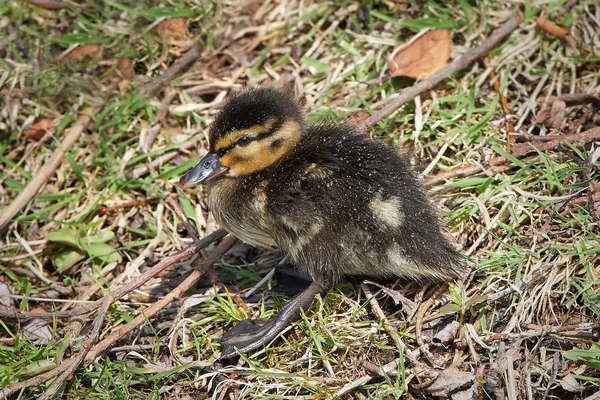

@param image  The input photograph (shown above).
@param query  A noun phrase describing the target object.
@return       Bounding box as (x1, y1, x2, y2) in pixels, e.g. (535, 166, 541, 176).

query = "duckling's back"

(256, 123, 466, 284)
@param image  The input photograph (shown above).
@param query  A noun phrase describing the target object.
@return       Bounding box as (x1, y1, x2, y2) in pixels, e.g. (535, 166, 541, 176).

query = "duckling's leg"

(219, 281, 326, 359)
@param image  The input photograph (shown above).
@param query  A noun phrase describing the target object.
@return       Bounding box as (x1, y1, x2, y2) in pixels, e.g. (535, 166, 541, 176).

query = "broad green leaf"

(89, 230, 115, 243)
(55, 250, 85, 272)
(439, 303, 461, 315)
(47, 228, 81, 249)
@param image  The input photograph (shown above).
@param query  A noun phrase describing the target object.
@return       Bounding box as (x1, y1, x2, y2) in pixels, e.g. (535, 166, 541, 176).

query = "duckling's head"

(180, 87, 304, 187)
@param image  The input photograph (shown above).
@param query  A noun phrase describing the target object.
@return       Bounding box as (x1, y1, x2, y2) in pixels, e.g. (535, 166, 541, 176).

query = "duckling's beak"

(179, 153, 229, 188)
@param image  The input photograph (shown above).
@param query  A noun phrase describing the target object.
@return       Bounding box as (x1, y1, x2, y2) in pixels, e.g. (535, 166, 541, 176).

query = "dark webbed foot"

(219, 281, 325, 359)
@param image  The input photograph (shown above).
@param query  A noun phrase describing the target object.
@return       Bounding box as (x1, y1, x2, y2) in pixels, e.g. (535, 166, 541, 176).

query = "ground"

(0, 0, 599, 399)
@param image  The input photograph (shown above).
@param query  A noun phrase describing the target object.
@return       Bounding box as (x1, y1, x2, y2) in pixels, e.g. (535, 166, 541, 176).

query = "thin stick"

(0, 296, 112, 400)
(0, 229, 228, 320)
(0, 110, 93, 230)
(415, 284, 448, 346)
(85, 237, 236, 361)
(426, 126, 600, 186)
(142, 88, 178, 152)
(140, 43, 202, 97)
(125, 138, 202, 180)
(38, 296, 114, 400)
(359, 15, 522, 130)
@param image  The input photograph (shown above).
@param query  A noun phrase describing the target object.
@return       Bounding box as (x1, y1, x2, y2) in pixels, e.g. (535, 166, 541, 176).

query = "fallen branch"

(1, 236, 235, 399)
(426, 126, 600, 186)
(0, 228, 228, 320)
(0, 109, 93, 231)
(125, 138, 202, 180)
(359, 14, 522, 130)
(142, 87, 178, 152)
(140, 43, 202, 97)
(0, 296, 113, 400)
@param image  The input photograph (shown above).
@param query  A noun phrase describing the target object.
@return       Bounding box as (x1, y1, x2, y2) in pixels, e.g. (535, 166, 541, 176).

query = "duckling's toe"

(219, 319, 271, 359)
(219, 281, 325, 359)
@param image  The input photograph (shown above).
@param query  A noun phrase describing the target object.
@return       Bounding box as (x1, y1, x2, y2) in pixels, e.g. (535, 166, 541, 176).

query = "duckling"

(180, 86, 465, 359)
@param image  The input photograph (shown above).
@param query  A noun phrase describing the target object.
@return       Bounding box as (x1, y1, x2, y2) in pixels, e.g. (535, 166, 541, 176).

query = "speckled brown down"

(180, 86, 466, 358)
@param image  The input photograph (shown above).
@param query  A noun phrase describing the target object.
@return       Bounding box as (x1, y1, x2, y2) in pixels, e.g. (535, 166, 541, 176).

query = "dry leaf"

(117, 58, 134, 81)
(65, 44, 102, 60)
(415, 368, 478, 398)
(156, 18, 187, 41)
(560, 373, 585, 392)
(536, 16, 571, 41)
(25, 0, 65, 10)
(25, 118, 56, 141)
(389, 29, 451, 80)
(535, 99, 566, 129)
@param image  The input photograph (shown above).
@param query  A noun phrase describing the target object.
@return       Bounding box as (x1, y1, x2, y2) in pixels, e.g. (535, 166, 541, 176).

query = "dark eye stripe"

(216, 119, 283, 155)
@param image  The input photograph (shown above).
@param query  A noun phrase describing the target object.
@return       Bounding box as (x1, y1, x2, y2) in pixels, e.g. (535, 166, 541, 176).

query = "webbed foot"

(218, 281, 325, 359)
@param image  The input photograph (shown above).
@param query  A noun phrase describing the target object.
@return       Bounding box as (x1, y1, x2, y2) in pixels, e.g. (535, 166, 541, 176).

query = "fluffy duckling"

(180, 87, 465, 358)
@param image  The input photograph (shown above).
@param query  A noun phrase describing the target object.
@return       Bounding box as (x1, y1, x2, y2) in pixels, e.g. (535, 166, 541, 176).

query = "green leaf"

(301, 56, 329, 73)
(565, 343, 600, 369)
(55, 250, 86, 272)
(465, 295, 488, 310)
(448, 282, 463, 305)
(439, 303, 461, 315)
(16, 359, 57, 379)
(89, 230, 115, 243)
(87, 242, 122, 264)
(47, 228, 81, 249)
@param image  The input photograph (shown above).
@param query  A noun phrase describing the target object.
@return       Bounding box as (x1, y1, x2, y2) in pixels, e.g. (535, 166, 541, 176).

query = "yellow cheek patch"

(219, 119, 302, 177)
(214, 118, 277, 152)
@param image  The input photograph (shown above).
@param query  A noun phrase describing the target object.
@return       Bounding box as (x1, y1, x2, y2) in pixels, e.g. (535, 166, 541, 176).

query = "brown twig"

(536, 16, 572, 41)
(0, 229, 228, 320)
(98, 198, 160, 215)
(360, 283, 419, 366)
(426, 126, 600, 187)
(482, 55, 514, 148)
(0, 296, 113, 400)
(85, 237, 236, 361)
(165, 194, 200, 240)
(24, 0, 65, 9)
(486, 264, 553, 305)
(543, 93, 600, 107)
(359, 14, 522, 130)
(38, 295, 114, 400)
(125, 138, 202, 180)
(0, 109, 94, 230)
(140, 43, 202, 97)
(415, 284, 448, 346)
(142, 88, 178, 152)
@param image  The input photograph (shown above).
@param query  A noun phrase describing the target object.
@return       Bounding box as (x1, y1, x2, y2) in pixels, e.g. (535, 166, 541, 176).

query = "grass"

(1, 0, 599, 398)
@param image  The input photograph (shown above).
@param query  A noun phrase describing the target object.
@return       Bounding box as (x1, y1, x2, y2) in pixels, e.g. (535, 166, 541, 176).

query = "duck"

(179, 86, 465, 359)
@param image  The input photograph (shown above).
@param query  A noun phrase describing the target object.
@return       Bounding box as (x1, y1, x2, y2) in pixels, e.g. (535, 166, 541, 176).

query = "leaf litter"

(0, 0, 599, 399)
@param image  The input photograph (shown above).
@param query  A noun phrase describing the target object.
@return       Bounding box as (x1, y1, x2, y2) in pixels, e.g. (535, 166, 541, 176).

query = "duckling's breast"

(207, 178, 277, 249)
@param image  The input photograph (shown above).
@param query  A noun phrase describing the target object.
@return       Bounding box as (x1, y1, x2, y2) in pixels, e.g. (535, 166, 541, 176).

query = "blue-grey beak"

(179, 153, 229, 188)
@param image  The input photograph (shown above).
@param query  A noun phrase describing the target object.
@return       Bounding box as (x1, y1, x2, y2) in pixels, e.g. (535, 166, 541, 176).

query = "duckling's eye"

(237, 136, 252, 147)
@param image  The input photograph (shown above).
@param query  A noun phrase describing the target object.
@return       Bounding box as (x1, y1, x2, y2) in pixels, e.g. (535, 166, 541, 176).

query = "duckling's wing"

(266, 125, 465, 282)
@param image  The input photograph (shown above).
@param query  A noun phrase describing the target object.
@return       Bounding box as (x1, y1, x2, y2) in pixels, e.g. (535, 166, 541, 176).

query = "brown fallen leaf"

(65, 44, 102, 60)
(535, 99, 566, 129)
(536, 16, 571, 41)
(414, 368, 478, 399)
(25, 118, 56, 141)
(25, 0, 65, 10)
(117, 58, 134, 81)
(156, 18, 187, 41)
(389, 29, 451, 80)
